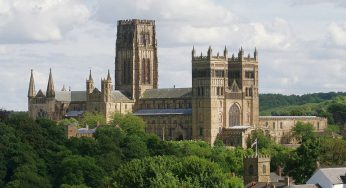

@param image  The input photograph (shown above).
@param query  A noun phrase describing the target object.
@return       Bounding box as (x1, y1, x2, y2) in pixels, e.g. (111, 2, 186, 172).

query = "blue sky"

(1, 0, 346, 111)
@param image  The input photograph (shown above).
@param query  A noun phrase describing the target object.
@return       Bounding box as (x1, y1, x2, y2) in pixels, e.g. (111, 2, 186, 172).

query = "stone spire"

(46, 68, 55, 97)
(192, 46, 195, 57)
(207, 45, 212, 57)
(238, 46, 244, 60)
(107, 69, 112, 81)
(28, 69, 36, 97)
(254, 47, 258, 60)
(61, 84, 67, 91)
(223, 45, 228, 58)
(88, 69, 93, 81)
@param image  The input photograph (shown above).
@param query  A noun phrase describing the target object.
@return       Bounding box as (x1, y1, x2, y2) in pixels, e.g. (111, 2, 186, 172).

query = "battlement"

(192, 46, 258, 63)
(244, 155, 271, 159)
(118, 19, 155, 25)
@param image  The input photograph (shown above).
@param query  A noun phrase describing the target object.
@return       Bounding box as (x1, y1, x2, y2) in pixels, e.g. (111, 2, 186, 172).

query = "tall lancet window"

(142, 58, 146, 84)
(229, 104, 240, 127)
(146, 58, 151, 84)
(142, 58, 151, 84)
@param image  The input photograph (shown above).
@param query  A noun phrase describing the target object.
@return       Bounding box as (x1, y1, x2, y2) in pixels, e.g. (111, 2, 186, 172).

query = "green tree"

(247, 129, 275, 149)
(110, 113, 146, 136)
(286, 138, 321, 184)
(59, 155, 105, 188)
(80, 112, 106, 128)
(292, 121, 315, 143)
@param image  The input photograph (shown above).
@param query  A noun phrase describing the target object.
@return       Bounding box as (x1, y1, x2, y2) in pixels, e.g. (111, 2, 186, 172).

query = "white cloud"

(327, 22, 346, 47)
(1, 0, 346, 111)
(290, 0, 346, 8)
(0, 0, 90, 43)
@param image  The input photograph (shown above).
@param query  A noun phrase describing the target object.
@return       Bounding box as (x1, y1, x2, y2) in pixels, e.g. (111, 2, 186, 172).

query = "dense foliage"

(0, 108, 345, 187)
(0, 113, 247, 187)
(259, 92, 346, 111)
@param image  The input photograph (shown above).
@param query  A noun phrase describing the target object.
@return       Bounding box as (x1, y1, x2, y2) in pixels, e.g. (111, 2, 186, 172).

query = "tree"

(292, 121, 315, 143)
(113, 156, 228, 188)
(325, 124, 340, 138)
(286, 138, 321, 184)
(80, 112, 106, 128)
(247, 129, 275, 149)
(320, 138, 346, 166)
(59, 155, 105, 188)
(110, 113, 146, 136)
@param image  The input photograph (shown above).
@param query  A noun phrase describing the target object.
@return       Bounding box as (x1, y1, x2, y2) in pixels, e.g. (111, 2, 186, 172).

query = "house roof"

(65, 110, 84, 117)
(316, 167, 346, 184)
(141, 88, 192, 99)
(291, 184, 320, 188)
(134, 108, 192, 116)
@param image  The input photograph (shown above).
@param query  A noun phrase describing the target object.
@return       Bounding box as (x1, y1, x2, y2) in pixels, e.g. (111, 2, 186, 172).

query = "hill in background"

(259, 92, 346, 127)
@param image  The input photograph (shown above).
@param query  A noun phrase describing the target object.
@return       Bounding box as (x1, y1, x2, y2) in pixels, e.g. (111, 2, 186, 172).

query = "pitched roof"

(259, 116, 325, 119)
(111, 91, 131, 101)
(134, 108, 192, 116)
(141, 88, 192, 99)
(65, 110, 84, 117)
(55, 91, 86, 102)
(317, 167, 346, 184)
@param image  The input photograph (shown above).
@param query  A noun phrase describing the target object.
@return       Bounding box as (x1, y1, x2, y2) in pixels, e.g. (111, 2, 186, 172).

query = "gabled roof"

(36, 89, 45, 97)
(65, 110, 84, 117)
(141, 88, 192, 99)
(55, 91, 86, 102)
(112, 90, 131, 101)
(312, 167, 346, 185)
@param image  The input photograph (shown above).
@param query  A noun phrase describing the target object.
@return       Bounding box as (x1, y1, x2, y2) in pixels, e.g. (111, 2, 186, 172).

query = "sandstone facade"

(28, 19, 327, 147)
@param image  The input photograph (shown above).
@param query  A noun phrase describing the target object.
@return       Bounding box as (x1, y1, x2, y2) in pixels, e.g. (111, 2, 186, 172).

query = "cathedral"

(28, 19, 327, 147)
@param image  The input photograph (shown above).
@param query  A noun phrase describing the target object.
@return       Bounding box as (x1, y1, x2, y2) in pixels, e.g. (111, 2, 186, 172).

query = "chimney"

(276, 165, 283, 177)
(284, 176, 290, 187)
(315, 161, 320, 171)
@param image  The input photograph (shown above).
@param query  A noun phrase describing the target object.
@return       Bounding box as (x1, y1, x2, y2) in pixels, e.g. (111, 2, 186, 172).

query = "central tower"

(115, 19, 158, 100)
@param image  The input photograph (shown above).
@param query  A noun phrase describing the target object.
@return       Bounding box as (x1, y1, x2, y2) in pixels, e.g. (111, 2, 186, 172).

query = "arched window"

(229, 104, 240, 127)
(263, 164, 266, 174)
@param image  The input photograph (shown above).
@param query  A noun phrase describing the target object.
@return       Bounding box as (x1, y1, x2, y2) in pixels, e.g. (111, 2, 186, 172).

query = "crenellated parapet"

(244, 155, 271, 159)
(118, 19, 155, 25)
(192, 46, 258, 64)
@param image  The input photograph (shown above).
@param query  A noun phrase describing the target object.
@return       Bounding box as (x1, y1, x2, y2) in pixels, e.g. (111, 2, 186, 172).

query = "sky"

(1, 0, 346, 111)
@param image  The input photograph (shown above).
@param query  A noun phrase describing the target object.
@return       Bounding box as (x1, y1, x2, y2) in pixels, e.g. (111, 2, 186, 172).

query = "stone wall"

(258, 116, 328, 144)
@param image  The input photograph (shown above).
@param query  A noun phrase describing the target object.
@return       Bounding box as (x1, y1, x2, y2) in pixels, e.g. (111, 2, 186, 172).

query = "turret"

(192, 46, 195, 58)
(101, 70, 112, 102)
(86, 70, 94, 94)
(254, 47, 258, 61)
(223, 46, 228, 58)
(28, 69, 36, 98)
(46, 68, 55, 98)
(238, 46, 244, 61)
(207, 46, 212, 59)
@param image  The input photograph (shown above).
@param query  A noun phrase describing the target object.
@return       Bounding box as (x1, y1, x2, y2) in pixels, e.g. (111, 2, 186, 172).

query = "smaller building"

(67, 124, 97, 139)
(304, 167, 346, 188)
(244, 155, 292, 188)
(217, 125, 254, 148)
(258, 116, 327, 145)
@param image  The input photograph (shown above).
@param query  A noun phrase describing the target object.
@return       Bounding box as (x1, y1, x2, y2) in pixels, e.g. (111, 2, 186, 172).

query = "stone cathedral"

(28, 19, 327, 147)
